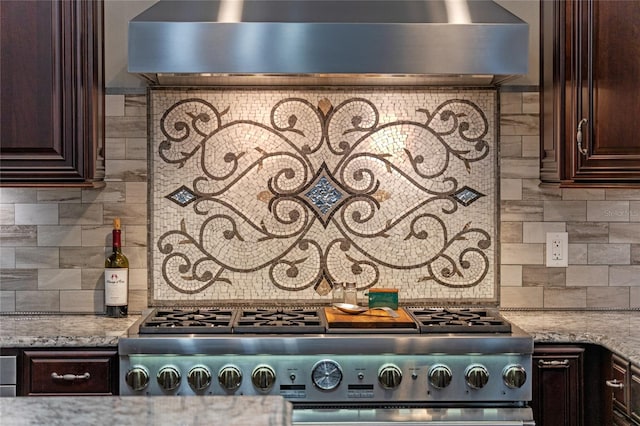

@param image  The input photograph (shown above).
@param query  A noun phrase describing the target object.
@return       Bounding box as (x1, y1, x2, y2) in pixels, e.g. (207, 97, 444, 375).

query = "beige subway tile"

(500, 158, 539, 179)
(543, 201, 586, 222)
(38, 269, 81, 290)
(500, 222, 522, 243)
(566, 265, 609, 286)
(500, 92, 522, 113)
(0, 248, 16, 268)
(105, 138, 126, 160)
(522, 265, 566, 287)
(609, 266, 640, 286)
(0, 205, 15, 225)
(81, 269, 104, 290)
(501, 243, 544, 264)
(605, 189, 640, 201)
(610, 223, 640, 243)
(632, 244, 640, 265)
(81, 182, 126, 204)
(126, 138, 147, 160)
(587, 201, 629, 222)
(567, 222, 609, 243)
(499, 135, 522, 158)
(59, 203, 103, 225)
(129, 268, 148, 291)
(15, 290, 60, 312)
(15, 248, 59, 269)
(562, 188, 605, 201)
(60, 290, 104, 313)
(0, 188, 37, 203)
(522, 93, 539, 114)
(124, 225, 147, 247)
(126, 183, 147, 204)
(500, 114, 539, 136)
(37, 188, 82, 204)
(15, 204, 58, 225)
(81, 225, 111, 247)
(522, 180, 562, 201)
(521, 136, 540, 158)
(105, 116, 146, 138)
(0, 292, 15, 312)
(37, 225, 81, 247)
(103, 204, 147, 226)
(501, 201, 544, 222)
(0, 270, 38, 290)
(500, 265, 523, 286)
(500, 287, 543, 308)
(123, 246, 147, 269)
(105, 94, 125, 116)
(631, 201, 640, 222)
(631, 287, 640, 308)
(128, 289, 147, 313)
(522, 222, 565, 243)
(125, 95, 147, 116)
(586, 287, 630, 309)
(543, 288, 587, 308)
(105, 159, 147, 182)
(59, 247, 105, 269)
(0, 225, 37, 246)
(569, 244, 588, 265)
(587, 244, 630, 265)
(500, 179, 522, 200)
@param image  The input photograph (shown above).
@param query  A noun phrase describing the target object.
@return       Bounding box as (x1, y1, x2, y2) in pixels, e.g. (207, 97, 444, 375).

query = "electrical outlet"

(546, 232, 568, 267)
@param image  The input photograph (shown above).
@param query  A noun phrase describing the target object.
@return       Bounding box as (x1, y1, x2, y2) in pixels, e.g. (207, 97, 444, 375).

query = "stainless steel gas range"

(119, 307, 535, 425)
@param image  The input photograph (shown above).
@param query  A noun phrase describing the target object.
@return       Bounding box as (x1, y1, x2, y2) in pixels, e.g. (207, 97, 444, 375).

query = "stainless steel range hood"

(128, 0, 529, 86)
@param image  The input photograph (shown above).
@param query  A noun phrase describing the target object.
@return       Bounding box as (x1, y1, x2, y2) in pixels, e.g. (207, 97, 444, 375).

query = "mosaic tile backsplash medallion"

(150, 89, 497, 306)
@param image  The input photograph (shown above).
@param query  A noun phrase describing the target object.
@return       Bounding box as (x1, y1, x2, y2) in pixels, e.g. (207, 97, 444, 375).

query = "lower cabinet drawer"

(22, 350, 117, 395)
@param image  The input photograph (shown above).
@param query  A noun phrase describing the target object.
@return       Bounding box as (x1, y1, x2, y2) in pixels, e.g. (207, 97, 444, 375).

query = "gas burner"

(139, 309, 235, 334)
(407, 308, 512, 334)
(234, 308, 326, 334)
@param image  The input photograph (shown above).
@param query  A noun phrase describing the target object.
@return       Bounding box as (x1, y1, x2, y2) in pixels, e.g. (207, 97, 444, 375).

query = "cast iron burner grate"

(233, 308, 326, 334)
(407, 308, 512, 334)
(139, 309, 236, 334)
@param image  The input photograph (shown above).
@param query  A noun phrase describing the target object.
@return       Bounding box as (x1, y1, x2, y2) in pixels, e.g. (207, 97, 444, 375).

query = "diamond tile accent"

(165, 186, 199, 207)
(452, 186, 485, 206)
(305, 176, 343, 214)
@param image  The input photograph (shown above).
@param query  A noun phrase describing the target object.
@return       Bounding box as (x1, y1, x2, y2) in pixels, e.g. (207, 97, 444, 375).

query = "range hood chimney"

(128, 0, 528, 86)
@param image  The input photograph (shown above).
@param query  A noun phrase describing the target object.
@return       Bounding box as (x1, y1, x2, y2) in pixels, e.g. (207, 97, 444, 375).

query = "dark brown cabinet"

(0, 0, 104, 186)
(21, 349, 118, 396)
(540, 0, 640, 186)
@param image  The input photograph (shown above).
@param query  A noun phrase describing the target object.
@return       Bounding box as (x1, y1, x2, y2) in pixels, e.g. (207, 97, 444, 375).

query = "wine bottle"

(104, 217, 129, 317)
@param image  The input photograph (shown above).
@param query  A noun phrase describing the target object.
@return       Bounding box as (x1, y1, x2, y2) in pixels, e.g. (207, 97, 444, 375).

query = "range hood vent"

(128, 0, 529, 86)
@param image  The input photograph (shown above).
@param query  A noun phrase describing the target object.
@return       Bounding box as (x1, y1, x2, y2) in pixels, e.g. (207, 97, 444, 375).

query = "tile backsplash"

(1, 90, 639, 313)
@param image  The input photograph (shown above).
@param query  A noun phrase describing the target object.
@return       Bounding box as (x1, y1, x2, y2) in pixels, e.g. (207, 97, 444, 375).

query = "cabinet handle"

(606, 379, 625, 389)
(538, 359, 570, 368)
(576, 118, 588, 156)
(51, 372, 91, 381)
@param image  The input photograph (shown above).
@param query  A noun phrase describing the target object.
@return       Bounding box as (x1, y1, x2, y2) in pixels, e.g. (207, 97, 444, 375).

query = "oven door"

(293, 406, 535, 425)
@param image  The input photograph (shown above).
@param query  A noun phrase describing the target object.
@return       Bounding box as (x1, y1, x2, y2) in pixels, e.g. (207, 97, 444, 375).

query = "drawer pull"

(538, 359, 570, 368)
(51, 372, 91, 381)
(606, 379, 625, 389)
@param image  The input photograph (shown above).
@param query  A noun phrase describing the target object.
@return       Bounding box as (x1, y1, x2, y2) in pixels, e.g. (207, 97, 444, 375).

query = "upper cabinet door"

(0, 0, 104, 186)
(541, 0, 640, 186)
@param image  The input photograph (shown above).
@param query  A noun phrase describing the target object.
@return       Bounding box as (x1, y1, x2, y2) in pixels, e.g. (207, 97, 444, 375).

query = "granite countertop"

(1, 311, 639, 366)
(0, 395, 292, 426)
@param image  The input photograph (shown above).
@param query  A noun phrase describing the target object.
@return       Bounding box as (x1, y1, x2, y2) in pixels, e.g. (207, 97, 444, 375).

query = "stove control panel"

(120, 354, 532, 403)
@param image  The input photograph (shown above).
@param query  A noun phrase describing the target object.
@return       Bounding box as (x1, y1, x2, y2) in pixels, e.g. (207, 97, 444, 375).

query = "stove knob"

(428, 364, 453, 389)
(378, 364, 403, 389)
(503, 364, 527, 389)
(188, 366, 212, 391)
(251, 365, 276, 392)
(125, 366, 149, 391)
(218, 365, 243, 391)
(465, 364, 489, 389)
(157, 366, 181, 391)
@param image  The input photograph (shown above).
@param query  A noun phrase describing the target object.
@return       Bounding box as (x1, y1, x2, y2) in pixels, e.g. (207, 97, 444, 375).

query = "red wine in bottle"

(104, 217, 129, 317)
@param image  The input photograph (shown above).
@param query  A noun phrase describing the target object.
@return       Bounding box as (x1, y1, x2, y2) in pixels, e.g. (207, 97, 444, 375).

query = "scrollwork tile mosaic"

(150, 89, 497, 305)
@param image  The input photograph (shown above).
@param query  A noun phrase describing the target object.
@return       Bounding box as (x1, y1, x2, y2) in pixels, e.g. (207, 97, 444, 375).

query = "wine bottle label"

(105, 268, 128, 306)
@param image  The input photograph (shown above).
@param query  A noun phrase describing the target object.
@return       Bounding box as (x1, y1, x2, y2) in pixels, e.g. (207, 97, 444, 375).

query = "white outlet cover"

(546, 232, 568, 267)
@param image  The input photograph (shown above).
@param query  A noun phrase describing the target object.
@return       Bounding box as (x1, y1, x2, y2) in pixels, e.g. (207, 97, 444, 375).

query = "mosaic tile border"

(149, 88, 498, 306)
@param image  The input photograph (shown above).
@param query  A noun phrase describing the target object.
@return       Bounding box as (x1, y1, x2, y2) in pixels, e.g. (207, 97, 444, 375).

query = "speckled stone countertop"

(1, 311, 639, 367)
(502, 310, 640, 366)
(0, 395, 292, 426)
